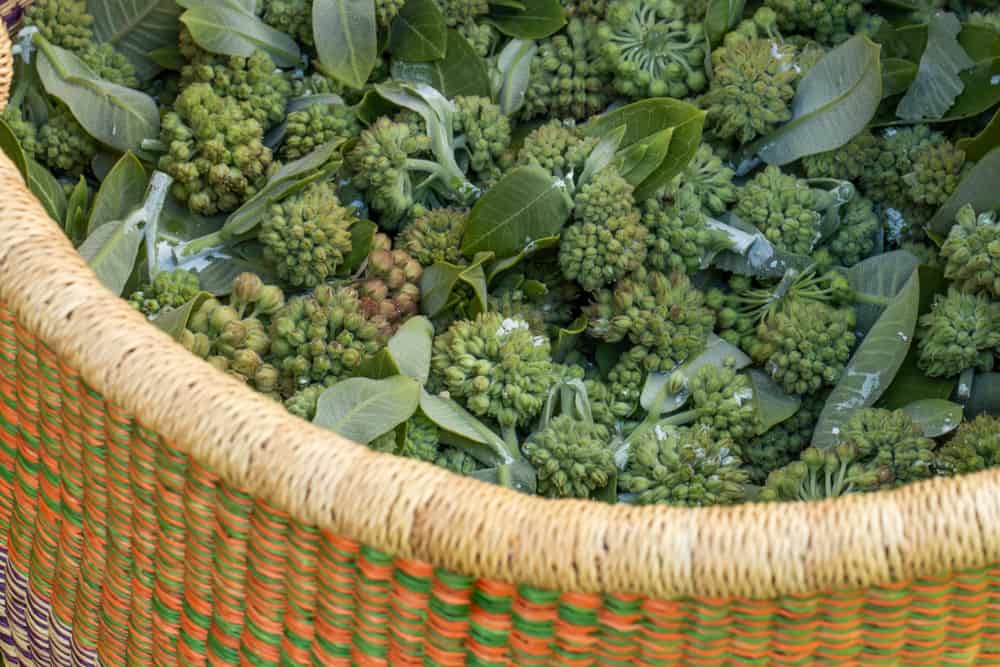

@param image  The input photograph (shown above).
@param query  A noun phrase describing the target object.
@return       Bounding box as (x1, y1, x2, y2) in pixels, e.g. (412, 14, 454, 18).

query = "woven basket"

(2, 15, 1000, 667)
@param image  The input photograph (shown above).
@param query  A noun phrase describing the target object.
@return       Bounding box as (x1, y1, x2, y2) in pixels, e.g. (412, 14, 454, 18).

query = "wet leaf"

(419, 390, 511, 464)
(488, 0, 565, 39)
(956, 105, 1000, 161)
(847, 249, 920, 333)
(496, 39, 537, 115)
(748, 370, 802, 434)
(580, 98, 706, 200)
(882, 57, 917, 97)
(470, 460, 537, 493)
(462, 166, 573, 258)
(313, 0, 378, 89)
(900, 399, 963, 437)
(181, 2, 300, 67)
(388, 0, 447, 62)
(388, 316, 434, 384)
(640, 335, 751, 413)
(755, 36, 882, 165)
(313, 376, 421, 444)
(79, 216, 146, 296)
(88, 152, 148, 234)
(26, 159, 67, 224)
(194, 258, 276, 296)
(929, 147, 1000, 238)
(420, 254, 490, 318)
(90, 0, 182, 80)
(150, 291, 213, 339)
(35, 37, 160, 153)
(897, 12, 975, 121)
(813, 269, 920, 448)
(966, 373, 1000, 418)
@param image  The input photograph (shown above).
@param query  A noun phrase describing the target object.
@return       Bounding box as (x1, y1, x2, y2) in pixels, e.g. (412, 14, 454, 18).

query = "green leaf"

(847, 249, 920, 333)
(496, 39, 537, 116)
(88, 0, 182, 80)
(470, 460, 536, 493)
(147, 46, 184, 71)
(882, 57, 918, 98)
(461, 166, 573, 258)
(356, 349, 403, 380)
(0, 118, 28, 179)
(748, 370, 802, 434)
(966, 373, 1000, 418)
(338, 220, 377, 275)
(897, 13, 975, 121)
(928, 147, 1000, 238)
(704, 0, 745, 46)
(900, 399, 963, 438)
(313, 376, 421, 444)
(88, 152, 148, 234)
(35, 38, 160, 153)
(488, 0, 565, 39)
(180, 4, 300, 67)
(150, 291, 213, 339)
(64, 176, 91, 246)
(420, 255, 490, 318)
(434, 30, 492, 98)
(580, 98, 706, 200)
(552, 315, 588, 364)
(79, 217, 146, 296)
(26, 159, 67, 224)
(579, 126, 626, 187)
(420, 389, 511, 465)
(313, 0, 378, 89)
(484, 235, 559, 283)
(616, 127, 674, 189)
(388, 316, 434, 384)
(956, 106, 1000, 161)
(812, 270, 920, 448)
(388, 0, 447, 62)
(195, 259, 276, 295)
(755, 35, 882, 166)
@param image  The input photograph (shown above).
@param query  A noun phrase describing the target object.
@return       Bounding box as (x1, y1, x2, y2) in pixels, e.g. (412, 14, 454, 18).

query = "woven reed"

(0, 23, 998, 606)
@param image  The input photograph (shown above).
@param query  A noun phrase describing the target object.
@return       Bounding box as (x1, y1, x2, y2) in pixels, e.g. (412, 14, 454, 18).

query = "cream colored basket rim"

(1, 28, 998, 601)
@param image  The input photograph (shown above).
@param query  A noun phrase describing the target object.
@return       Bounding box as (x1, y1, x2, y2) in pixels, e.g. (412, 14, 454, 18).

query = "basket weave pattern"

(2, 12, 1000, 666)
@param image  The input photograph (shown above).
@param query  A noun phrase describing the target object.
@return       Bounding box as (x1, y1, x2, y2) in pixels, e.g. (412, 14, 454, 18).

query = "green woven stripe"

(178, 461, 217, 667)
(151, 440, 189, 666)
(207, 483, 254, 666)
(351, 545, 394, 661)
(126, 425, 159, 666)
(594, 594, 642, 666)
(279, 521, 320, 667)
(387, 560, 432, 663)
(309, 536, 359, 663)
(239, 500, 290, 667)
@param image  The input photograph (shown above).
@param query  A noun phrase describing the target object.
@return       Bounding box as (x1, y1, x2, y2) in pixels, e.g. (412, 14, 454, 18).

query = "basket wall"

(4, 7, 1000, 666)
(0, 319, 998, 667)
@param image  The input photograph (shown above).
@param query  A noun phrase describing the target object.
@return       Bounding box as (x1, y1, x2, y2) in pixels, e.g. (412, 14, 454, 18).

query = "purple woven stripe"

(0, 546, 14, 667)
(3, 6, 24, 30)
(70, 632, 97, 667)
(4, 557, 30, 666)
(48, 608, 74, 667)
(27, 582, 53, 665)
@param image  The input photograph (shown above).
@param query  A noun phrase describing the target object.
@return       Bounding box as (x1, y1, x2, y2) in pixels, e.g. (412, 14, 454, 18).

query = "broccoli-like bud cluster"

(26, 0, 93, 51)
(436, 0, 489, 24)
(587, 268, 716, 370)
(760, 443, 878, 501)
(259, 181, 355, 288)
(742, 393, 825, 484)
(902, 139, 967, 208)
(2, 107, 38, 160)
(158, 83, 274, 215)
(816, 195, 879, 268)
(37, 105, 98, 176)
(750, 297, 857, 395)
(702, 37, 798, 145)
(279, 103, 361, 161)
(370, 414, 441, 463)
(452, 96, 511, 187)
(597, 0, 708, 99)
(399, 208, 467, 266)
(269, 285, 390, 396)
(185, 297, 281, 398)
(641, 187, 731, 274)
(263, 0, 313, 47)
(941, 205, 1000, 299)
(764, 0, 869, 44)
(687, 359, 759, 444)
(128, 269, 202, 317)
(917, 287, 1000, 377)
(375, 0, 407, 26)
(284, 383, 325, 421)
(936, 415, 1000, 476)
(523, 415, 616, 498)
(179, 33, 291, 129)
(347, 117, 431, 228)
(358, 233, 423, 332)
(434, 447, 479, 474)
(620, 425, 748, 506)
(79, 43, 139, 88)
(562, 0, 609, 18)
(429, 313, 554, 429)
(515, 121, 598, 179)
(521, 18, 613, 121)
(665, 143, 737, 215)
(735, 166, 824, 256)
(606, 346, 648, 418)
(801, 131, 879, 182)
(583, 378, 620, 432)
(560, 168, 647, 291)
(840, 407, 937, 486)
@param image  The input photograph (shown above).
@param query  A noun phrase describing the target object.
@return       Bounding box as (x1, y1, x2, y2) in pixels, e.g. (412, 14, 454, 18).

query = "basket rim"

(1, 28, 999, 601)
